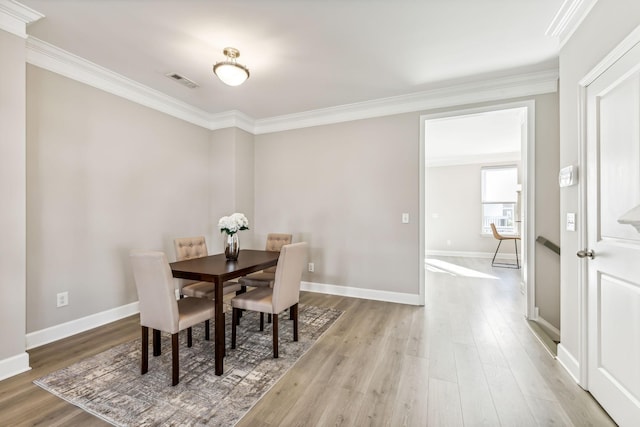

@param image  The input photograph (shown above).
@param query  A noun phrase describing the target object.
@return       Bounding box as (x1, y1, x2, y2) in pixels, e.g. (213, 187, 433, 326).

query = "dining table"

(169, 249, 280, 375)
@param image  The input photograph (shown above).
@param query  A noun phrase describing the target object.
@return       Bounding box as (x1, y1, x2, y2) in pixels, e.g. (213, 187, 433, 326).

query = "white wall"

(558, 0, 640, 375)
(0, 28, 29, 378)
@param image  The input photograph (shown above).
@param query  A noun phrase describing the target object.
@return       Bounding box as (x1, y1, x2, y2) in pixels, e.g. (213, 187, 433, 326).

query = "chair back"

(130, 251, 179, 333)
(173, 236, 208, 292)
(263, 233, 292, 273)
(174, 236, 208, 260)
(490, 223, 502, 240)
(271, 242, 307, 313)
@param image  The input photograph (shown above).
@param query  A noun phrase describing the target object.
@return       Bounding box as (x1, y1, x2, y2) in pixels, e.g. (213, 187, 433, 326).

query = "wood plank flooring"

(0, 257, 616, 426)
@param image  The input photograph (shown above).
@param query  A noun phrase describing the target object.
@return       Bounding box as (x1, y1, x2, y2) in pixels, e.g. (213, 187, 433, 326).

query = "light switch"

(566, 212, 576, 231)
(402, 213, 409, 223)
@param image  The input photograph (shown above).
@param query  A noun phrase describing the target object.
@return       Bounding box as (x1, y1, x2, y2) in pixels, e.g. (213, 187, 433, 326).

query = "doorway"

(419, 101, 535, 320)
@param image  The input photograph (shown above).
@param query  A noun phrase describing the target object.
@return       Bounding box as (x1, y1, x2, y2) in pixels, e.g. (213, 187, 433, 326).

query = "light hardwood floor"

(0, 257, 616, 426)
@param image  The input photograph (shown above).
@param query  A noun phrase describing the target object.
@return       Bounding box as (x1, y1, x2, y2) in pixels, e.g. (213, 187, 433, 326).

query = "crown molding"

(25, 36, 558, 136)
(209, 110, 255, 134)
(26, 36, 214, 129)
(0, 0, 43, 38)
(253, 70, 558, 134)
(427, 151, 521, 168)
(546, 0, 599, 48)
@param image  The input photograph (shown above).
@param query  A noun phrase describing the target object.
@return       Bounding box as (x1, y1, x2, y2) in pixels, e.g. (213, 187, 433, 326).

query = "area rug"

(34, 304, 342, 426)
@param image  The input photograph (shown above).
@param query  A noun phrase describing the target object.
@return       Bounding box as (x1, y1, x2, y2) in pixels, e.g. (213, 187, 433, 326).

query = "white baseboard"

(557, 343, 581, 385)
(25, 282, 421, 351)
(26, 301, 139, 350)
(301, 281, 422, 305)
(0, 352, 31, 381)
(426, 250, 517, 260)
(535, 314, 561, 342)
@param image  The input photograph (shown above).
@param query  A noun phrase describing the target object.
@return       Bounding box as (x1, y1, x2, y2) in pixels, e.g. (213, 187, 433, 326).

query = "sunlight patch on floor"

(425, 258, 499, 280)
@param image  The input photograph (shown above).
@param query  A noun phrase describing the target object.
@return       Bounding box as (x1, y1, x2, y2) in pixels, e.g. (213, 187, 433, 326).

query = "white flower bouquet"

(218, 212, 249, 235)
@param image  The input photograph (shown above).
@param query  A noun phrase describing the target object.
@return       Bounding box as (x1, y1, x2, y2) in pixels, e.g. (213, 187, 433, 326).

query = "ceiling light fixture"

(213, 47, 250, 86)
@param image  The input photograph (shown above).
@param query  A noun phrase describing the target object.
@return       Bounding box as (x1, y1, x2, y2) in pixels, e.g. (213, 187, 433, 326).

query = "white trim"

(254, 71, 557, 134)
(537, 315, 561, 340)
(301, 281, 422, 306)
(557, 343, 583, 386)
(574, 23, 640, 390)
(0, 0, 43, 38)
(26, 301, 139, 350)
(0, 352, 30, 381)
(580, 24, 640, 86)
(24, 35, 558, 135)
(422, 100, 535, 320)
(531, 311, 561, 342)
(427, 151, 521, 168)
(208, 110, 255, 134)
(26, 37, 215, 130)
(546, 0, 599, 49)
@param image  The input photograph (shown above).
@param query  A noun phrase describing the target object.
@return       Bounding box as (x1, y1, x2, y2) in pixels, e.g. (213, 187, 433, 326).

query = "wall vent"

(165, 72, 199, 89)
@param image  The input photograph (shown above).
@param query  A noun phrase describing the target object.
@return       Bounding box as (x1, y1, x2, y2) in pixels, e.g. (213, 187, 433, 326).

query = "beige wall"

(208, 127, 255, 253)
(559, 0, 640, 364)
(255, 114, 420, 294)
(0, 30, 27, 367)
(0, 22, 562, 377)
(26, 65, 216, 332)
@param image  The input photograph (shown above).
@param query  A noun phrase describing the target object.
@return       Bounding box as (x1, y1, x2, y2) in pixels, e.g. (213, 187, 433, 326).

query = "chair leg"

(231, 308, 238, 349)
(292, 304, 299, 342)
(514, 239, 520, 269)
(268, 313, 272, 323)
(187, 327, 193, 348)
(289, 307, 294, 320)
(141, 326, 149, 375)
(491, 240, 503, 267)
(273, 313, 279, 358)
(171, 333, 179, 386)
(260, 312, 264, 331)
(205, 320, 210, 341)
(153, 329, 161, 356)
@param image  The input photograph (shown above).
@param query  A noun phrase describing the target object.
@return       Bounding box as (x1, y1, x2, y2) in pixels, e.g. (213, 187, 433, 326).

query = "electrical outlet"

(57, 291, 69, 307)
(402, 213, 409, 223)
(308, 262, 315, 272)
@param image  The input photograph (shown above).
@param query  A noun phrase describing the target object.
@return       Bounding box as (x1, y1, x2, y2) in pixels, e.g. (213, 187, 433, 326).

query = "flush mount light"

(213, 47, 250, 86)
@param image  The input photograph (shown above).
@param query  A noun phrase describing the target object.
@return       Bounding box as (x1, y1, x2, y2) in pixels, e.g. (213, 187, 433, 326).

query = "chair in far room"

(490, 223, 521, 269)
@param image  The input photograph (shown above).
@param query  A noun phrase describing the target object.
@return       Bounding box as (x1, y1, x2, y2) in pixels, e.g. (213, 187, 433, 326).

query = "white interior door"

(585, 40, 640, 427)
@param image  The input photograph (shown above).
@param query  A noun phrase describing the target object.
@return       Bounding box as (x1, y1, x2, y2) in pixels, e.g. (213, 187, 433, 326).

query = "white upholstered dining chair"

(231, 242, 307, 358)
(130, 250, 215, 386)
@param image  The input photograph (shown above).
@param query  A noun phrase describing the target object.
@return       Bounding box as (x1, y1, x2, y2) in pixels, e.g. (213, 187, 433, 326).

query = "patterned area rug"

(34, 304, 342, 426)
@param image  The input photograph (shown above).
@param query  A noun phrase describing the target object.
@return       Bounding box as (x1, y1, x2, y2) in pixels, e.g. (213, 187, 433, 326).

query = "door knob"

(576, 250, 595, 259)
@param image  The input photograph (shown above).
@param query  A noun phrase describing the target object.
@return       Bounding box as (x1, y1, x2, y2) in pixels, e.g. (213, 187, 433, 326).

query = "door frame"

(575, 24, 640, 389)
(419, 99, 536, 320)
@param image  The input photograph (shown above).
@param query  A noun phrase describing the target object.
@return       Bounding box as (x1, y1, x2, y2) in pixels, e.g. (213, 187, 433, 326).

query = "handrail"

(536, 236, 560, 255)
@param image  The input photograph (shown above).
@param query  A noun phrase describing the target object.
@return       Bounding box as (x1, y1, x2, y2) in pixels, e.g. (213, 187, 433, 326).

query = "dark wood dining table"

(169, 249, 280, 375)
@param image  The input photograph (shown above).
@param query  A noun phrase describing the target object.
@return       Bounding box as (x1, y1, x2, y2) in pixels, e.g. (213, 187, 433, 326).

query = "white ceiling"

(18, 0, 563, 120)
(426, 107, 525, 165)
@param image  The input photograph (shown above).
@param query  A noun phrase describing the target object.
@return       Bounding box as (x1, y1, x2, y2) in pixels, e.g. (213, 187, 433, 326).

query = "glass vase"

(224, 233, 240, 261)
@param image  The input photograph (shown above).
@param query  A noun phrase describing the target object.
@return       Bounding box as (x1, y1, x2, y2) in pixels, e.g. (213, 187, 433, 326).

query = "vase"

(224, 233, 240, 261)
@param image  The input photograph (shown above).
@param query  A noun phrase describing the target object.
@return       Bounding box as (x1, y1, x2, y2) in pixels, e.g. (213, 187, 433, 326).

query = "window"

(481, 166, 518, 234)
